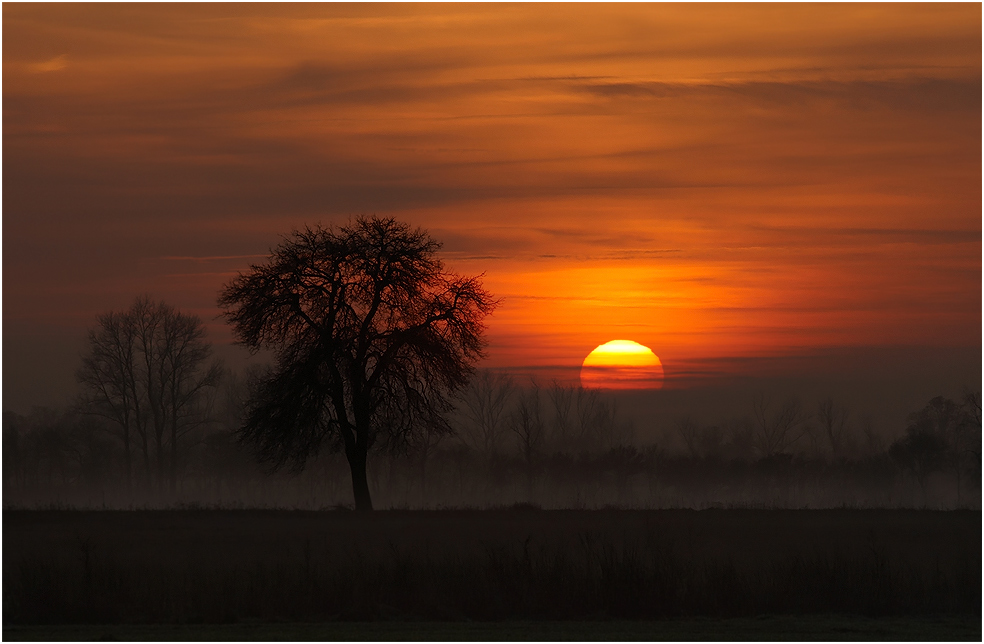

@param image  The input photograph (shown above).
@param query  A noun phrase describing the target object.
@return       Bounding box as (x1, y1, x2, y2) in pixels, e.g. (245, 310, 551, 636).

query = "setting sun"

(580, 340, 664, 390)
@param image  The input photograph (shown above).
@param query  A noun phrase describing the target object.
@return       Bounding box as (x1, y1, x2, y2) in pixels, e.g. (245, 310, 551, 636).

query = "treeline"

(4, 375, 980, 510)
(2, 298, 982, 509)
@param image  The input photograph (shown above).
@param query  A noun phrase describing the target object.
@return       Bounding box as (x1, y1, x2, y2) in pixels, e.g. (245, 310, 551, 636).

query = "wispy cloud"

(26, 55, 68, 73)
(576, 78, 982, 113)
(160, 254, 271, 262)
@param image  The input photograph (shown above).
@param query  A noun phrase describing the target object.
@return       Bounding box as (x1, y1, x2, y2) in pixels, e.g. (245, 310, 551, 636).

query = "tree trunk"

(955, 465, 961, 508)
(347, 447, 373, 511)
(140, 433, 152, 491)
(419, 448, 429, 502)
(155, 433, 166, 494)
(526, 459, 534, 503)
(170, 412, 178, 496)
(122, 426, 132, 494)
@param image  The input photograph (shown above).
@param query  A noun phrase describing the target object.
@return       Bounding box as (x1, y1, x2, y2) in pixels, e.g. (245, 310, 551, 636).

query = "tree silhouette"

(816, 397, 849, 459)
(547, 381, 575, 452)
(218, 216, 495, 510)
(890, 395, 978, 505)
(77, 297, 221, 494)
(676, 417, 701, 459)
(460, 369, 514, 465)
(508, 379, 545, 500)
(750, 394, 805, 458)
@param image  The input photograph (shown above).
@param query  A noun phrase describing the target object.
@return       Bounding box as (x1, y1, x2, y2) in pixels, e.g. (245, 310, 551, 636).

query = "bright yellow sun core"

(580, 340, 664, 390)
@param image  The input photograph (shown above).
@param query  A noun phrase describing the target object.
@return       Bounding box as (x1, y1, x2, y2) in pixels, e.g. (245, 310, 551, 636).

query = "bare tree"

(547, 381, 575, 452)
(888, 395, 982, 506)
(573, 386, 602, 453)
(151, 302, 222, 493)
(509, 379, 545, 499)
(816, 397, 849, 459)
(858, 414, 883, 456)
(410, 422, 447, 502)
(962, 388, 981, 434)
(698, 425, 725, 460)
(595, 398, 631, 452)
(750, 394, 806, 458)
(677, 417, 701, 458)
(459, 369, 514, 463)
(723, 416, 756, 461)
(77, 309, 140, 491)
(219, 217, 495, 511)
(77, 297, 221, 494)
(960, 389, 982, 499)
(676, 417, 724, 460)
(889, 399, 950, 495)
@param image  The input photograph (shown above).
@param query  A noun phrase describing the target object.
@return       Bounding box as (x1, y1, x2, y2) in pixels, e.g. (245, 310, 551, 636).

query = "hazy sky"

(3, 4, 981, 411)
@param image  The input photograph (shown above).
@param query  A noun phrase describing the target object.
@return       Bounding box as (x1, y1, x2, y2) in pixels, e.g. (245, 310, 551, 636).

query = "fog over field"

(5, 350, 980, 511)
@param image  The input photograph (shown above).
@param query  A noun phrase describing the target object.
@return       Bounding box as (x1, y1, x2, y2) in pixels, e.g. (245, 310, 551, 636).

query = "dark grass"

(4, 615, 982, 641)
(3, 509, 980, 638)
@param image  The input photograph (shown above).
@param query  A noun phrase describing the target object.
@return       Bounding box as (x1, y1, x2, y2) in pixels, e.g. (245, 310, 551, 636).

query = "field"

(3, 509, 980, 640)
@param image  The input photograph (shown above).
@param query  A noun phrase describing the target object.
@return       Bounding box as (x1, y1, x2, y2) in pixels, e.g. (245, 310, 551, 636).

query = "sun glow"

(580, 340, 664, 390)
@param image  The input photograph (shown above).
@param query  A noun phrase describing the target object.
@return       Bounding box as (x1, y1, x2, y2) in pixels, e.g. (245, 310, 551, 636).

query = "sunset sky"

(4, 3, 981, 411)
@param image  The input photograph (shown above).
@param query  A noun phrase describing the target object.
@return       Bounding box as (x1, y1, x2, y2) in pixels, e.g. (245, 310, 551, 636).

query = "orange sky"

(3, 4, 981, 406)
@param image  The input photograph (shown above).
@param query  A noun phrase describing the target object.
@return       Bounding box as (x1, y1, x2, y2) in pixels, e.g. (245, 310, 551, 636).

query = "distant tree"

(77, 308, 139, 489)
(595, 398, 632, 452)
(77, 297, 221, 493)
(889, 396, 976, 504)
(723, 416, 756, 461)
(889, 417, 947, 494)
(573, 386, 602, 452)
(598, 444, 644, 500)
(0, 406, 115, 497)
(409, 421, 448, 502)
(816, 397, 849, 459)
(961, 389, 983, 493)
(750, 395, 806, 458)
(3, 411, 25, 490)
(547, 381, 575, 452)
(509, 379, 545, 499)
(676, 417, 724, 460)
(63, 412, 117, 490)
(218, 217, 495, 511)
(677, 417, 701, 458)
(697, 424, 725, 460)
(459, 369, 514, 464)
(962, 389, 981, 436)
(24, 408, 74, 489)
(858, 414, 883, 456)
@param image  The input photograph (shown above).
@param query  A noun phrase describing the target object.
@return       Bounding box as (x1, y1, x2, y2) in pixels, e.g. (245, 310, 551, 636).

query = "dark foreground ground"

(3, 509, 980, 641)
(5, 615, 981, 641)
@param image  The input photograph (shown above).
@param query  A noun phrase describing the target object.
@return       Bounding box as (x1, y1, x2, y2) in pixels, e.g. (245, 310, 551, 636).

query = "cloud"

(745, 225, 981, 247)
(26, 54, 68, 73)
(576, 78, 982, 113)
(160, 254, 271, 262)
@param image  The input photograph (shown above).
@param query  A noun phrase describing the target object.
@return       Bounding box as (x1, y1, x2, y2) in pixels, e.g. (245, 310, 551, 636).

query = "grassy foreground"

(3, 509, 980, 639)
(4, 616, 981, 641)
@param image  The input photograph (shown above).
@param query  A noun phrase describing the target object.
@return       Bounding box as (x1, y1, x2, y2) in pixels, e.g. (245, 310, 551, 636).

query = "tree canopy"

(218, 216, 496, 510)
